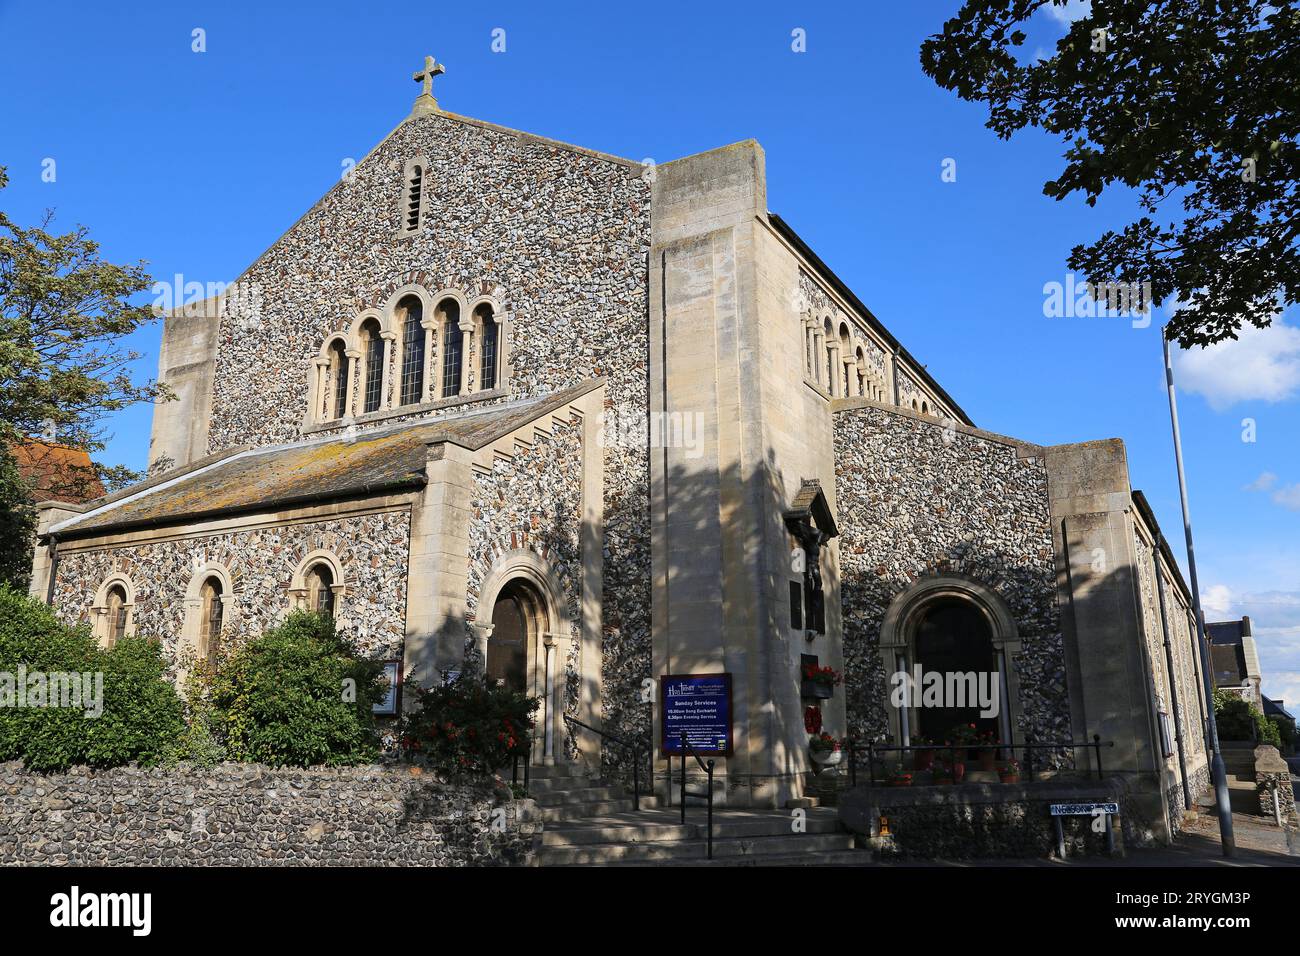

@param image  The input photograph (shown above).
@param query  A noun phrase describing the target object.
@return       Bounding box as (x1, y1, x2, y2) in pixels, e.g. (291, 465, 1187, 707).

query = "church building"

(29, 58, 1209, 843)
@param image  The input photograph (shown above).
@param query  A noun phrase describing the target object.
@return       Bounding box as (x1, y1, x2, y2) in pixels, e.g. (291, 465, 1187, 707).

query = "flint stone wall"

(0, 762, 539, 866)
(840, 778, 1145, 859)
(833, 404, 1069, 748)
(467, 414, 585, 756)
(202, 111, 652, 778)
(51, 510, 411, 662)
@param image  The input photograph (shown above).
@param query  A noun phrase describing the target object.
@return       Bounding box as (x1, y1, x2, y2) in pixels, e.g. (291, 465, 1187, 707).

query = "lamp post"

(1162, 332, 1235, 857)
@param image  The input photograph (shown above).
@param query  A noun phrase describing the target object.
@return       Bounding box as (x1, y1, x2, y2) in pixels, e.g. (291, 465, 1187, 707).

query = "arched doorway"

(913, 597, 998, 741)
(487, 579, 543, 692)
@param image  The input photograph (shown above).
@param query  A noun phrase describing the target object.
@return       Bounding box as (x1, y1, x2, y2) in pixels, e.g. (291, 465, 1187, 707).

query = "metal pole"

(1154, 537, 1192, 810)
(1163, 333, 1235, 857)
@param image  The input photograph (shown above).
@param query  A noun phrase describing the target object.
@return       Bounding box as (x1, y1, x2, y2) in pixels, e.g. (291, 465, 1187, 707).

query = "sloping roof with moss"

(52, 381, 601, 538)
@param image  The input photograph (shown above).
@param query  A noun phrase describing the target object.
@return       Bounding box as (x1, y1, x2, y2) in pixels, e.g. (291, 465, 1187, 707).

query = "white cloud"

(1172, 318, 1300, 410)
(1202, 584, 1234, 615)
(1242, 471, 1300, 511)
(1273, 483, 1300, 511)
(1042, 0, 1091, 25)
(1243, 471, 1278, 492)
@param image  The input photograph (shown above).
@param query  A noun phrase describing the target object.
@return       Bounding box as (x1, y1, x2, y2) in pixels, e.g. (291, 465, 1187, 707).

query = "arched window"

(398, 296, 425, 406)
(855, 347, 867, 398)
(360, 319, 384, 414)
(912, 598, 997, 741)
(105, 585, 127, 649)
(328, 339, 349, 420)
(405, 163, 424, 232)
(198, 576, 224, 664)
(305, 563, 335, 618)
(921, 401, 930, 415)
(477, 303, 499, 391)
(440, 299, 463, 398)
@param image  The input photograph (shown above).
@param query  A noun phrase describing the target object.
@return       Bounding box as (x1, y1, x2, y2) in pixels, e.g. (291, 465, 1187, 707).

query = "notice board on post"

(660, 673, 733, 756)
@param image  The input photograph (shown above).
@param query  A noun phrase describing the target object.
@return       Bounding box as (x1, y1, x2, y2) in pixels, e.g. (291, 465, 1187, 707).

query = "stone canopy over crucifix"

(411, 55, 446, 115)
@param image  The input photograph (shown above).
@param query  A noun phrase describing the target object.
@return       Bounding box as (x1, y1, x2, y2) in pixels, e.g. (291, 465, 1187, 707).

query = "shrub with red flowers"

(802, 664, 843, 688)
(398, 675, 539, 777)
(804, 705, 823, 734)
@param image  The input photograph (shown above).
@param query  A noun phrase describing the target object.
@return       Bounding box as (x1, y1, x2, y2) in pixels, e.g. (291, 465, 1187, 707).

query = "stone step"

(538, 831, 856, 865)
(540, 796, 662, 824)
(542, 810, 843, 846)
(532, 786, 624, 807)
(521, 775, 604, 795)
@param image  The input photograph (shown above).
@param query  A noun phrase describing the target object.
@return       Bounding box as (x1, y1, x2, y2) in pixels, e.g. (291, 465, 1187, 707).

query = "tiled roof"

(10, 441, 105, 503)
(52, 381, 600, 538)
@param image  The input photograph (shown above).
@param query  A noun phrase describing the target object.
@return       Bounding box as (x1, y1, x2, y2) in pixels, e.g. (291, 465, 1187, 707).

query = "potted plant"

(801, 664, 843, 700)
(932, 754, 955, 786)
(947, 723, 979, 761)
(889, 767, 913, 787)
(998, 759, 1021, 784)
(809, 732, 843, 773)
(910, 736, 933, 771)
(976, 730, 999, 772)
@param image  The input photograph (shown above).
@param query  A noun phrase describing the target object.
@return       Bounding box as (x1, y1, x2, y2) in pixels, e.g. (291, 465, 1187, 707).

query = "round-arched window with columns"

(878, 574, 1023, 750)
(289, 550, 347, 619)
(91, 573, 136, 648)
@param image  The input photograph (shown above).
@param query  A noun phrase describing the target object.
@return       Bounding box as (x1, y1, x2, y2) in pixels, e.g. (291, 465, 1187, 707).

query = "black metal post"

(1093, 734, 1103, 780)
(632, 748, 640, 812)
(867, 741, 876, 787)
(706, 761, 715, 860)
(680, 732, 687, 825)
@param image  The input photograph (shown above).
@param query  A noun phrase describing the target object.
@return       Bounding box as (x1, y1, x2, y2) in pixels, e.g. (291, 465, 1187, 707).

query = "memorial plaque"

(660, 673, 732, 756)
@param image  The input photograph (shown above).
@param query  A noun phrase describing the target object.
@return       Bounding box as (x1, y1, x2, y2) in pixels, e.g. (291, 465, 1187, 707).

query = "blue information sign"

(660, 673, 732, 756)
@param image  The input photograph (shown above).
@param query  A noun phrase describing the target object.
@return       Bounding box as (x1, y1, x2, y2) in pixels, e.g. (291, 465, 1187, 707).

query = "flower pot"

(912, 750, 934, 772)
(891, 776, 912, 787)
(801, 680, 834, 700)
(951, 762, 966, 784)
(811, 748, 843, 773)
(999, 774, 1020, 785)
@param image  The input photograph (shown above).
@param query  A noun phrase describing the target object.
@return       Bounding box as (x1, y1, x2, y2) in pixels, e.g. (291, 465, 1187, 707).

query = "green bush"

(0, 585, 182, 770)
(209, 611, 386, 767)
(1213, 690, 1281, 747)
(398, 674, 538, 776)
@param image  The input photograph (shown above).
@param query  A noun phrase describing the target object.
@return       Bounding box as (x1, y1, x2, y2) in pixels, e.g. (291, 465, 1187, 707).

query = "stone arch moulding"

(180, 561, 239, 664)
(90, 572, 137, 646)
(472, 548, 577, 766)
(878, 573, 1024, 748)
(347, 307, 389, 343)
(382, 283, 434, 323)
(288, 548, 348, 611)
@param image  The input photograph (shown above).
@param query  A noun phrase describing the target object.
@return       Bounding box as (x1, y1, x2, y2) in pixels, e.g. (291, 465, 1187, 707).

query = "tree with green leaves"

(0, 165, 168, 587)
(922, 0, 1299, 347)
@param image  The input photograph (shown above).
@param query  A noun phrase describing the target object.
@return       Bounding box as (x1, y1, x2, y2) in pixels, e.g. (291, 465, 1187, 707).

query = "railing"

(563, 714, 647, 811)
(511, 738, 531, 793)
(674, 731, 715, 860)
(847, 735, 1115, 788)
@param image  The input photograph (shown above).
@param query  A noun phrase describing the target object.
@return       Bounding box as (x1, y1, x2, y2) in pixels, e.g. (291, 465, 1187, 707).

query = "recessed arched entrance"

(913, 597, 998, 741)
(487, 579, 544, 694)
(474, 551, 577, 766)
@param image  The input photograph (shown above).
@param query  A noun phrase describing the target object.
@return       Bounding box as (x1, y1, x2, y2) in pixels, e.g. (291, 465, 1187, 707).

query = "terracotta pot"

(999, 774, 1020, 784)
(913, 750, 934, 772)
(951, 762, 966, 784)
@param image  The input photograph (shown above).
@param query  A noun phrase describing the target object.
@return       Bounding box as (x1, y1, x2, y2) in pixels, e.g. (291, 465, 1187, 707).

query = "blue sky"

(2, 1, 1296, 703)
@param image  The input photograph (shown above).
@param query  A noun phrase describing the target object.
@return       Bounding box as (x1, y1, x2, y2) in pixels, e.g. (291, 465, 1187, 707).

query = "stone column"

(542, 633, 557, 764)
(469, 622, 493, 676)
(379, 330, 397, 409)
(344, 349, 362, 418)
(458, 319, 474, 396)
(420, 318, 436, 403)
(310, 357, 330, 422)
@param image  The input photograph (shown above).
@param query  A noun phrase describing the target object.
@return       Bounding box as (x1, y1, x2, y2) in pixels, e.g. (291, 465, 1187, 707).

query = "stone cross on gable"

(413, 55, 445, 101)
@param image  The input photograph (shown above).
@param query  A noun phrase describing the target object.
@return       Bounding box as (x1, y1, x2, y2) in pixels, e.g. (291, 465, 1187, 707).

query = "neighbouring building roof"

(1211, 644, 1247, 687)
(9, 440, 106, 504)
(1264, 697, 1295, 724)
(49, 381, 601, 539)
(1207, 617, 1262, 684)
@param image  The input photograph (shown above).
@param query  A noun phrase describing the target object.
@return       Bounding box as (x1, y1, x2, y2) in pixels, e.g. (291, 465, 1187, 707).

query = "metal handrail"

(676, 731, 715, 860)
(563, 714, 647, 811)
(846, 734, 1115, 787)
(511, 738, 531, 792)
